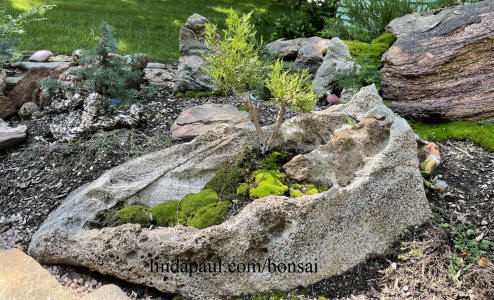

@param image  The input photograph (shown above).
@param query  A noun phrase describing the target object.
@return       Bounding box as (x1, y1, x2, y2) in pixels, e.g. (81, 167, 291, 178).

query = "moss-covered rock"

(178, 189, 219, 223)
(204, 150, 258, 201)
(343, 33, 395, 67)
(249, 170, 289, 199)
(261, 151, 294, 171)
(289, 184, 328, 198)
(105, 205, 152, 227)
(186, 201, 231, 229)
(151, 200, 179, 227)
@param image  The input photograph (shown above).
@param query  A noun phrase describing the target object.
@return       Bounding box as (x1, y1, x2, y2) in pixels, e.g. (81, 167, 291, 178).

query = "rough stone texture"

(29, 85, 430, 300)
(18, 102, 41, 119)
(267, 37, 330, 75)
(29, 50, 54, 62)
(381, 0, 494, 121)
(1, 67, 52, 118)
(46, 92, 147, 141)
(144, 67, 175, 88)
(173, 14, 215, 93)
(0, 122, 26, 150)
(171, 103, 253, 140)
(0, 248, 129, 300)
(313, 38, 356, 99)
(283, 118, 391, 187)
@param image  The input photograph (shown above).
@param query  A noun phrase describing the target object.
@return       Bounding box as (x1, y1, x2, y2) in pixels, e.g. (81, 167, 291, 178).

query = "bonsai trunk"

(232, 88, 264, 143)
(266, 103, 286, 151)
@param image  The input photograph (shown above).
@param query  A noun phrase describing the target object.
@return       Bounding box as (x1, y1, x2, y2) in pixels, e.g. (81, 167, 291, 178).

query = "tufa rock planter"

(29, 85, 430, 299)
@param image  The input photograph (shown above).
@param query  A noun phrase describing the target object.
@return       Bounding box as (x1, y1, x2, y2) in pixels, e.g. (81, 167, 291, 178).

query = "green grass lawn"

(0, 0, 287, 61)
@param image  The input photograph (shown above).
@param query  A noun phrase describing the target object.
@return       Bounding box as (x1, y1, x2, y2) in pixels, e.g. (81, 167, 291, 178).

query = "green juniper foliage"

(203, 10, 267, 142)
(204, 11, 316, 152)
(264, 59, 317, 148)
(0, 5, 54, 64)
(70, 23, 144, 104)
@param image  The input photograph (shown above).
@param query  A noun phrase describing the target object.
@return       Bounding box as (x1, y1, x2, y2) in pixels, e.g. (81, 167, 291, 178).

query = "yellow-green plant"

(203, 10, 265, 140)
(203, 11, 316, 153)
(264, 59, 317, 149)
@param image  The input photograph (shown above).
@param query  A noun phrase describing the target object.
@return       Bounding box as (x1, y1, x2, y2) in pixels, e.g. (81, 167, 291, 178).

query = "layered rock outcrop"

(381, 0, 494, 121)
(29, 85, 430, 300)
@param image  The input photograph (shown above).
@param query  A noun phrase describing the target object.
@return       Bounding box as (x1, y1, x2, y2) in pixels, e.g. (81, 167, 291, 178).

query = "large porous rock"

(173, 14, 215, 93)
(312, 37, 356, 99)
(267, 37, 330, 75)
(0, 120, 26, 150)
(171, 103, 253, 140)
(0, 248, 129, 300)
(29, 85, 430, 300)
(381, 0, 494, 121)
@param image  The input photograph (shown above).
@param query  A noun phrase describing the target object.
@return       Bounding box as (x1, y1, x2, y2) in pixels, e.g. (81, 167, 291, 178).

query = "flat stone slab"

(6, 76, 24, 85)
(146, 62, 166, 69)
(0, 123, 26, 150)
(171, 103, 253, 140)
(17, 61, 69, 70)
(0, 248, 129, 300)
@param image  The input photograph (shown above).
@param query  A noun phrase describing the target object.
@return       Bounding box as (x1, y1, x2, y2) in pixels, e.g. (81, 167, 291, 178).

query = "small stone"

(481, 220, 488, 226)
(29, 50, 54, 62)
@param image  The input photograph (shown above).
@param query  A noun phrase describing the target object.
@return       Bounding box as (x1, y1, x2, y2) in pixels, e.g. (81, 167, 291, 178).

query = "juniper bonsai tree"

(264, 59, 317, 149)
(203, 10, 265, 140)
(203, 11, 316, 153)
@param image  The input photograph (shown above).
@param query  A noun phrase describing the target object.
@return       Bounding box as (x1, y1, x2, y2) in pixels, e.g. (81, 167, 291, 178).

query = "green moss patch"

(204, 150, 258, 201)
(105, 205, 152, 227)
(344, 32, 395, 67)
(151, 200, 179, 227)
(412, 121, 494, 152)
(249, 170, 289, 199)
(261, 151, 294, 171)
(186, 201, 231, 229)
(178, 189, 219, 222)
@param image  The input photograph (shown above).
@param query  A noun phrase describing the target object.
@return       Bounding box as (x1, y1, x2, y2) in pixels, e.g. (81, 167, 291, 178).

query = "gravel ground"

(1, 78, 493, 298)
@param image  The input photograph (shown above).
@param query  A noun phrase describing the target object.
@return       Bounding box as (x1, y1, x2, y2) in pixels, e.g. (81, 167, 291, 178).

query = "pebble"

(481, 220, 488, 226)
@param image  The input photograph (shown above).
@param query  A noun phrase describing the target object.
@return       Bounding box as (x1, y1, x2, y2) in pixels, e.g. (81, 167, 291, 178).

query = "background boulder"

(173, 14, 215, 93)
(381, 0, 494, 121)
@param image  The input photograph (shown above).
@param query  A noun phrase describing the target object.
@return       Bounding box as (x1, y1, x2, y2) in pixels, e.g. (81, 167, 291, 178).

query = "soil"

(1, 77, 493, 299)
